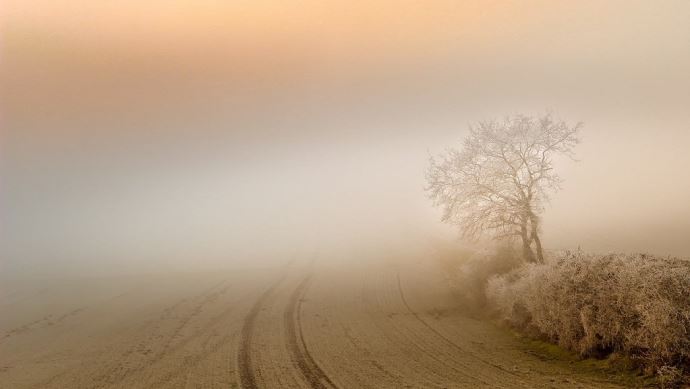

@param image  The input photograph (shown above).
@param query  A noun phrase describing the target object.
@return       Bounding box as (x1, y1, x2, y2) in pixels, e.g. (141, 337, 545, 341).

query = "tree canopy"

(426, 113, 581, 262)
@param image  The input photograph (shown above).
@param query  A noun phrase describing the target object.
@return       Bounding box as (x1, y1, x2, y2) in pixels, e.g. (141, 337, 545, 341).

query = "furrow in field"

(395, 271, 525, 381)
(364, 269, 489, 386)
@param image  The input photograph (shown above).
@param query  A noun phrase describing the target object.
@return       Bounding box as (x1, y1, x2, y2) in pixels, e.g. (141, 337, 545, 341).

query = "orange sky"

(5, 1, 689, 135)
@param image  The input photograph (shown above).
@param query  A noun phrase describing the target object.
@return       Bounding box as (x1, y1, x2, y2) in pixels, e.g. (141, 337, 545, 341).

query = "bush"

(486, 252, 690, 376)
(442, 244, 523, 313)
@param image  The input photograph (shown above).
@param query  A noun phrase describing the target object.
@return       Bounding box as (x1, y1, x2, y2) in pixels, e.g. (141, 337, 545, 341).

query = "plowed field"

(0, 258, 623, 388)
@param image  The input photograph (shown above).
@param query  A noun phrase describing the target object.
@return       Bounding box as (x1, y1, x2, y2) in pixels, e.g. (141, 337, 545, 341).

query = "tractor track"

(284, 276, 338, 389)
(237, 274, 286, 389)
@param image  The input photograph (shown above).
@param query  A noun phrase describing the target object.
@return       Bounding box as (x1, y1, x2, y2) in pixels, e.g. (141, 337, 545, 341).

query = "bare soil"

(0, 258, 626, 388)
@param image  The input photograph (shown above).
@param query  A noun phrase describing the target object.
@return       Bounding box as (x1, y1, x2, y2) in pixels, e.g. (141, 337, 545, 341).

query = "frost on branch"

(426, 113, 580, 262)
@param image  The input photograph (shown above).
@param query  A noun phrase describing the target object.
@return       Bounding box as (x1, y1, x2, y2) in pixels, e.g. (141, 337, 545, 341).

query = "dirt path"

(0, 259, 626, 388)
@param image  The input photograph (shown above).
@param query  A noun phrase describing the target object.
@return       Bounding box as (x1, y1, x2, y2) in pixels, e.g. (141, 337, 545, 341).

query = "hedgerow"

(486, 251, 690, 380)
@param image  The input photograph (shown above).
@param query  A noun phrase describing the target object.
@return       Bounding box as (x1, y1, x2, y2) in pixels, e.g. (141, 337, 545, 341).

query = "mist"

(3, 0, 690, 276)
(4, 2, 690, 388)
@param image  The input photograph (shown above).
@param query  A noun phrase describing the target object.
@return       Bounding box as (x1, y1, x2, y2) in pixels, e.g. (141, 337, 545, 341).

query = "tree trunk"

(529, 213, 544, 263)
(520, 221, 536, 262)
(531, 231, 544, 263)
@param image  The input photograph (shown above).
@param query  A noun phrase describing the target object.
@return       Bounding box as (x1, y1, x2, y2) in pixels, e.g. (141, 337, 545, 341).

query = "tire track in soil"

(237, 274, 286, 389)
(285, 276, 338, 389)
(395, 271, 522, 379)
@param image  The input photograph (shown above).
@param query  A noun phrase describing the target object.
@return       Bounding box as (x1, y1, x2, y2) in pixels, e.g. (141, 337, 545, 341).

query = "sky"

(2, 1, 690, 275)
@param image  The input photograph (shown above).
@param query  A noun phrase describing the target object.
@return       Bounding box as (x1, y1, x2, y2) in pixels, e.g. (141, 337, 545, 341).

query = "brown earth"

(0, 257, 625, 388)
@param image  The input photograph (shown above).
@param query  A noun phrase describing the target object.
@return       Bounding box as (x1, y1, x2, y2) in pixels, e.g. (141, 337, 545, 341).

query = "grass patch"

(513, 331, 658, 387)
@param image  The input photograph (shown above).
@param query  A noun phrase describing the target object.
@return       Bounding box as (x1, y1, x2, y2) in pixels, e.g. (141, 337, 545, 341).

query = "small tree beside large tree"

(426, 113, 581, 263)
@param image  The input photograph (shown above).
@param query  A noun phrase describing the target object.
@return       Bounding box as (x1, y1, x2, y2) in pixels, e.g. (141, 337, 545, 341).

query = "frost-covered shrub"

(487, 252, 690, 372)
(449, 245, 523, 312)
(658, 365, 684, 388)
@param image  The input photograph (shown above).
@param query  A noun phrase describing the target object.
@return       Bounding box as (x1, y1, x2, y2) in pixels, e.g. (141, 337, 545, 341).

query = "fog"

(3, 0, 690, 277)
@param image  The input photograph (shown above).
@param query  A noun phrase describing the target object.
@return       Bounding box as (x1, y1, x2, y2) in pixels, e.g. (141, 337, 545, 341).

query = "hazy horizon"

(3, 0, 690, 276)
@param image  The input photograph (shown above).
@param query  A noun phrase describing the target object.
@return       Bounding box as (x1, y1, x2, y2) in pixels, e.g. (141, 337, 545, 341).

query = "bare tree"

(426, 113, 580, 263)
